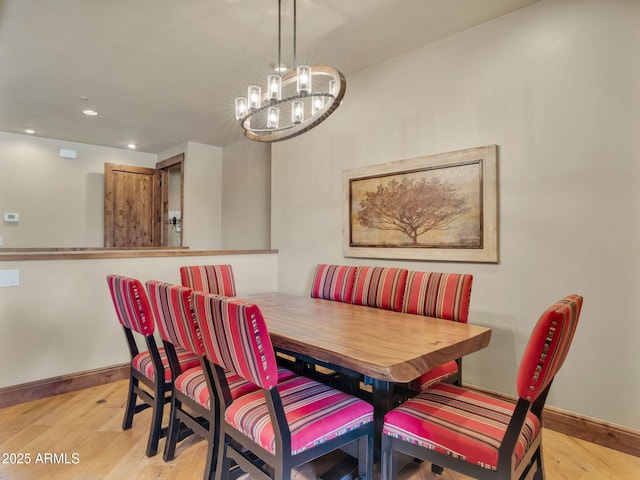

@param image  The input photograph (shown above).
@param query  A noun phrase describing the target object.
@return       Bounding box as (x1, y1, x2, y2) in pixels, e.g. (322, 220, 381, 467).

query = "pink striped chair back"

(310, 264, 357, 302)
(107, 275, 155, 336)
(517, 295, 582, 402)
(191, 292, 278, 390)
(401, 271, 473, 322)
(180, 264, 237, 297)
(351, 266, 408, 312)
(146, 281, 203, 356)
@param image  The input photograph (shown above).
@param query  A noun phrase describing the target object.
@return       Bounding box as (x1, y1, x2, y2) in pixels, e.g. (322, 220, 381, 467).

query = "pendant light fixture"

(234, 0, 346, 142)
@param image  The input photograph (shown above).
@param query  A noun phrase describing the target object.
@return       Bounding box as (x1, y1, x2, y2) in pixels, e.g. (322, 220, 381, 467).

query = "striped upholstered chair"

(180, 264, 236, 297)
(191, 293, 375, 480)
(106, 275, 200, 457)
(310, 264, 357, 302)
(146, 282, 295, 477)
(401, 271, 473, 391)
(382, 295, 583, 480)
(351, 266, 408, 312)
(145, 281, 214, 466)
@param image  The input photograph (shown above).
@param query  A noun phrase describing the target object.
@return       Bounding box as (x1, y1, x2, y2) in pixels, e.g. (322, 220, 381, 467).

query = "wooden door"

(104, 163, 160, 247)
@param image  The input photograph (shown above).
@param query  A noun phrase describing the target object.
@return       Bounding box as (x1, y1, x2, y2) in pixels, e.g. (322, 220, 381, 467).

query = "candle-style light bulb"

(267, 107, 279, 129)
(267, 75, 282, 101)
(329, 79, 337, 96)
(235, 97, 248, 120)
(297, 66, 311, 94)
(292, 100, 304, 124)
(248, 85, 261, 110)
(311, 96, 324, 115)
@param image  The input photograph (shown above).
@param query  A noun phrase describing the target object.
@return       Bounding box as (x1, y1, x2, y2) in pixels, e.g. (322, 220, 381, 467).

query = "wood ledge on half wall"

(0, 247, 278, 262)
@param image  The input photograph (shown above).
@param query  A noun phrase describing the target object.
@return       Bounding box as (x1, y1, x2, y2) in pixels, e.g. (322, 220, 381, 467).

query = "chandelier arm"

(241, 92, 336, 121)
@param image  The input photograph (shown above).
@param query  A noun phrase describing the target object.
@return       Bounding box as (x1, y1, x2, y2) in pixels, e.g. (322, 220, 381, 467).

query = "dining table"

(242, 292, 492, 471)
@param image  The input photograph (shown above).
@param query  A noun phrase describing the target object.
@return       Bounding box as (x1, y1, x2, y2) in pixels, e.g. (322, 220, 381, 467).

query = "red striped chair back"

(351, 266, 408, 311)
(146, 281, 203, 356)
(517, 294, 582, 401)
(180, 264, 237, 297)
(107, 275, 156, 336)
(107, 274, 192, 458)
(310, 264, 357, 302)
(402, 271, 473, 322)
(192, 292, 278, 390)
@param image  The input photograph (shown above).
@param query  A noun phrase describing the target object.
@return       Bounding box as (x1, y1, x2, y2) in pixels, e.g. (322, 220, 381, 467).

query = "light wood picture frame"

(343, 145, 498, 262)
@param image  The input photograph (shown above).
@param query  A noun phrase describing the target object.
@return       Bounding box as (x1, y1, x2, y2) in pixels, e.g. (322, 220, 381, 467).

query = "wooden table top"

(241, 292, 492, 383)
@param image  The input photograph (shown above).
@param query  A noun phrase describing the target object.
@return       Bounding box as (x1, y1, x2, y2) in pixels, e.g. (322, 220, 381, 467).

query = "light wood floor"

(1, 380, 639, 480)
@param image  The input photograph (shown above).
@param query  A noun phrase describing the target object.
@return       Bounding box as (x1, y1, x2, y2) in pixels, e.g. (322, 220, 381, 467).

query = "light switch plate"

(3, 213, 19, 222)
(0, 269, 20, 287)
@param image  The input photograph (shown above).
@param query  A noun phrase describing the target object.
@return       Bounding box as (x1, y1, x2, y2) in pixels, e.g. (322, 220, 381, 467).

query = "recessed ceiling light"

(79, 95, 89, 100)
(24, 128, 35, 134)
(127, 143, 137, 149)
(82, 109, 99, 116)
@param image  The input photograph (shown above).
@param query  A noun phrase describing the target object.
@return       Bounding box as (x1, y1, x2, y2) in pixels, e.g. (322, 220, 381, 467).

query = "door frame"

(156, 154, 185, 247)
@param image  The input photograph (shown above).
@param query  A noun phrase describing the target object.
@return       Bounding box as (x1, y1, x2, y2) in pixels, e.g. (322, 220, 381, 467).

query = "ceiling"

(0, 0, 540, 153)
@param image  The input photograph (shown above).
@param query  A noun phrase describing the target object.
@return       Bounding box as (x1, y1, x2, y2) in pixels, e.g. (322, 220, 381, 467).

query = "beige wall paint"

(221, 140, 271, 249)
(0, 132, 156, 247)
(271, 0, 640, 430)
(182, 142, 223, 250)
(0, 136, 227, 250)
(159, 141, 224, 250)
(0, 253, 278, 388)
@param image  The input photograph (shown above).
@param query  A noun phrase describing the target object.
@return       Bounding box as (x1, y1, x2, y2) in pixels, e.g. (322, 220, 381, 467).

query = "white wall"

(221, 140, 271, 249)
(0, 253, 278, 388)
(0, 132, 157, 247)
(271, 0, 640, 430)
(182, 142, 223, 250)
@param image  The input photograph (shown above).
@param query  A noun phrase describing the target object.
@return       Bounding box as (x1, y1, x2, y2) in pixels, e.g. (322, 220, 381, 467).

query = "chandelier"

(234, 0, 346, 142)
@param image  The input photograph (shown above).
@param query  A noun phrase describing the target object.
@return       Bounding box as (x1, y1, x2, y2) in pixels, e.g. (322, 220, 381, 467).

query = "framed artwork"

(343, 145, 498, 262)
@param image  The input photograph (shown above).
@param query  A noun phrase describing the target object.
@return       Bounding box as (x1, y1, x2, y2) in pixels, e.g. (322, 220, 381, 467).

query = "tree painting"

(357, 177, 471, 245)
(350, 162, 482, 248)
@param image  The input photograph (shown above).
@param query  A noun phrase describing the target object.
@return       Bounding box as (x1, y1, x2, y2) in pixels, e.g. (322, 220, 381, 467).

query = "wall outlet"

(0, 269, 20, 287)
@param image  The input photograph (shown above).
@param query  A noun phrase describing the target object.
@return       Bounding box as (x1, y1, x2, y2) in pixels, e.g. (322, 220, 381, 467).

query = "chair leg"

(122, 376, 138, 430)
(145, 385, 165, 457)
(163, 396, 181, 461)
(533, 445, 545, 480)
(215, 439, 233, 480)
(357, 433, 374, 480)
(381, 435, 393, 480)
(204, 426, 218, 480)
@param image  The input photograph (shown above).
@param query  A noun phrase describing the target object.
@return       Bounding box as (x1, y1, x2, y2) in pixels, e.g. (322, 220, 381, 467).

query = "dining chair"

(351, 266, 408, 312)
(106, 274, 200, 457)
(191, 293, 375, 480)
(401, 271, 473, 390)
(146, 281, 296, 478)
(310, 264, 357, 302)
(145, 281, 213, 467)
(180, 264, 237, 297)
(296, 263, 359, 381)
(381, 294, 583, 480)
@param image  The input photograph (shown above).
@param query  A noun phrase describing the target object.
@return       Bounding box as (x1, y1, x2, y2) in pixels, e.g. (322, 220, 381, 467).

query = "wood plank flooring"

(0, 380, 638, 480)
